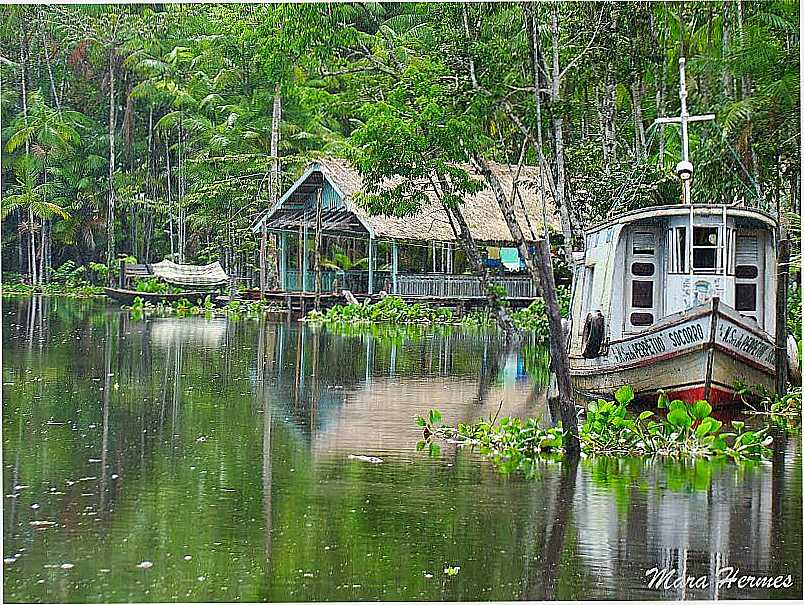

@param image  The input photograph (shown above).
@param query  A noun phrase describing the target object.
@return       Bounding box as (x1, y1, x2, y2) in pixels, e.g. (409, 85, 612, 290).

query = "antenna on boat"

(655, 56, 715, 205)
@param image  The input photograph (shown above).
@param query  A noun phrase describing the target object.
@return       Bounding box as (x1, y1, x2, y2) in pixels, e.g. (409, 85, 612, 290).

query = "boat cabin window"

(692, 227, 721, 270)
(626, 227, 660, 331)
(632, 232, 655, 255)
(630, 312, 654, 326)
(668, 227, 687, 273)
(631, 281, 653, 308)
(736, 284, 757, 311)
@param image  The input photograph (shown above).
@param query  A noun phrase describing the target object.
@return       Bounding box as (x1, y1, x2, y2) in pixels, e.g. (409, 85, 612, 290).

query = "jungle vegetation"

(0, 2, 799, 287)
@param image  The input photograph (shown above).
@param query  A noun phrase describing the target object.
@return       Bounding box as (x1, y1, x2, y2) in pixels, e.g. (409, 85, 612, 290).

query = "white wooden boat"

(567, 58, 789, 407)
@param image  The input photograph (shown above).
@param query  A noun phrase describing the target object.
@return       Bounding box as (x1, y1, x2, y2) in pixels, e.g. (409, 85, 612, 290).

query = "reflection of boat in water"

(149, 317, 228, 348)
(572, 436, 796, 600)
(567, 58, 790, 406)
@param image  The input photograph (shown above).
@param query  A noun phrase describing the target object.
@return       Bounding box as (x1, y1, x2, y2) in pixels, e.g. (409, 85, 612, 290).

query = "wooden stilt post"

(118, 259, 125, 288)
(775, 237, 790, 395)
(392, 242, 398, 294)
(314, 188, 323, 310)
(259, 221, 267, 297)
(368, 236, 374, 295)
(302, 217, 309, 293)
(297, 224, 303, 292)
(279, 232, 287, 291)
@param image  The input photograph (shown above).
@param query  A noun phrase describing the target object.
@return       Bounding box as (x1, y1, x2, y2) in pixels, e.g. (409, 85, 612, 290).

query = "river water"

(2, 297, 801, 602)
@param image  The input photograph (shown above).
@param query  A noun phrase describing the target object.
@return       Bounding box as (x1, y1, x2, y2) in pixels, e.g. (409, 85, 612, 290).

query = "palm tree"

(4, 94, 82, 283)
(2, 157, 70, 285)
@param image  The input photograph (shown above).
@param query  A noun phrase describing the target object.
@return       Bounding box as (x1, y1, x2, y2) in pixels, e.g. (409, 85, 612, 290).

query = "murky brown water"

(3, 296, 802, 601)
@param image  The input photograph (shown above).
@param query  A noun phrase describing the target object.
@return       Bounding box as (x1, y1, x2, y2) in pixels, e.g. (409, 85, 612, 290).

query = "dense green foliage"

(127, 294, 281, 319)
(462, 287, 571, 336)
(132, 276, 181, 294)
(307, 295, 456, 324)
(306, 288, 570, 335)
(2, 2, 798, 289)
(418, 384, 778, 475)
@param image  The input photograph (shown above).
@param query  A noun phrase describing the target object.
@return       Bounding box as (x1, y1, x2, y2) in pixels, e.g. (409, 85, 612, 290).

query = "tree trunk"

(601, 75, 618, 170)
(178, 120, 186, 263)
(736, 0, 758, 186)
(20, 27, 37, 286)
(534, 240, 579, 454)
(472, 154, 579, 451)
(265, 84, 282, 290)
(166, 135, 175, 259)
(655, 13, 667, 167)
(549, 7, 574, 250)
(39, 16, 61, 112)
(106, 49, 117, 284)
(270, 85, 282, 205)
(17, 210, 24, 275)
(632, 78, 646, 159)
(314, 188, 323, 309)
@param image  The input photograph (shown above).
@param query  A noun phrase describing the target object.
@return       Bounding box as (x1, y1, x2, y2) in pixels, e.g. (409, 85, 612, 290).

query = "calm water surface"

(2, 297, 802, 602)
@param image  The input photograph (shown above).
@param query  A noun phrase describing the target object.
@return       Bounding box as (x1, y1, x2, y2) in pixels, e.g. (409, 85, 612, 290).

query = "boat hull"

(570, 299, 776, 407)
(103, 288, 213, 305)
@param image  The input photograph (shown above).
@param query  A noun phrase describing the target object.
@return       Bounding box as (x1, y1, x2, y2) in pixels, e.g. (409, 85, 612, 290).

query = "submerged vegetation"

(417, 385, 777, 476)
(305, 289, 570, 337)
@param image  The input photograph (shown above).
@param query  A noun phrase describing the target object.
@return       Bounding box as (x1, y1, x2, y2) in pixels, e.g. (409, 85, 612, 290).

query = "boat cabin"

(569, 204, 779, 355)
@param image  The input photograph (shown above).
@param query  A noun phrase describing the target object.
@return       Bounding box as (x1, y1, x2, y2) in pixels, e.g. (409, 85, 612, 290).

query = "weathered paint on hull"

(570, 299, 775, 407)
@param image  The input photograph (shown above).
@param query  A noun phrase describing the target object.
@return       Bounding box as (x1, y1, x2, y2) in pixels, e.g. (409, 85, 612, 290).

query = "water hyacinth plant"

(417, 385, 774, 477)
(581, 386, 773, 460)
(307, 295, 456, 324)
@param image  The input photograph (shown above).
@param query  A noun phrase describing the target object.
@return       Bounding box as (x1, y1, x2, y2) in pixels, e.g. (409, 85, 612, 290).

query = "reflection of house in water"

(252, 323, 547, 455)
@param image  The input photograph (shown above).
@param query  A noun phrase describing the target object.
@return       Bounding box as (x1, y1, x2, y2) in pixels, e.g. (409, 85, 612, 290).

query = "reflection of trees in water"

(3, 299, 800, 601)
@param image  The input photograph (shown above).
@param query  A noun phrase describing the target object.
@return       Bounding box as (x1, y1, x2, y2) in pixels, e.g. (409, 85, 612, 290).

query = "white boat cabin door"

(733, 229, 766, 326)
(625, 227, 662, 332)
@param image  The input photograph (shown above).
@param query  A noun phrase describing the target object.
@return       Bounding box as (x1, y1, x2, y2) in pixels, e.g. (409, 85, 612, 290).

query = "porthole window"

(736, 283, 757, 312)
(735, 265, 758, 279)
(631, 281, 653, 309)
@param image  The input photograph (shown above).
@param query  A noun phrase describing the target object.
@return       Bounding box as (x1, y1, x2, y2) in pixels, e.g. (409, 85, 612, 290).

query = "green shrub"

(133, 277, 181, 294)
(418, 385, 774, 476)
(307, 295, 456, 325)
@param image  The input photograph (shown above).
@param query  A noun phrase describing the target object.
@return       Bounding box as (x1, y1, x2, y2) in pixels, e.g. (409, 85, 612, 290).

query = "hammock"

(150, 260, 229, 288)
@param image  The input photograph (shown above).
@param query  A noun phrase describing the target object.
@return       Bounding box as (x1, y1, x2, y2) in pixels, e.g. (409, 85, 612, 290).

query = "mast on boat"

(654, 57, 715, 204)
(654, 57, 716, 274)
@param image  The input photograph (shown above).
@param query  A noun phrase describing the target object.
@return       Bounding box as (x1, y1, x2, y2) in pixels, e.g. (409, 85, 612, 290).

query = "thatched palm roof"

(255, 157, 559, 245)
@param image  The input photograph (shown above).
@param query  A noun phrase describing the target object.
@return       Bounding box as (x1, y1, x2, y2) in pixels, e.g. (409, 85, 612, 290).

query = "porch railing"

(281, 270, 537, 299)
(396, 273, 536, 298)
